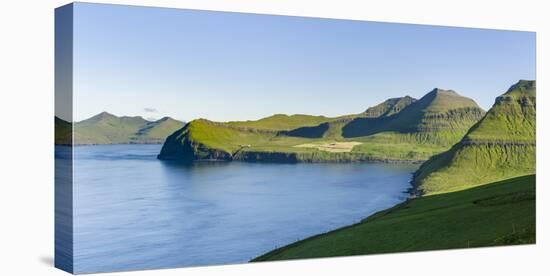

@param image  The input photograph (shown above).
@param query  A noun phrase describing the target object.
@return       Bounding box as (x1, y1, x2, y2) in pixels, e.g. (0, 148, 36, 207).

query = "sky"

(69, 2, 535, 122)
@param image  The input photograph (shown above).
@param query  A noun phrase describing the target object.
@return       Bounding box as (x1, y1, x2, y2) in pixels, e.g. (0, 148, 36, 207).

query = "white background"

(0, 0, 548, 275)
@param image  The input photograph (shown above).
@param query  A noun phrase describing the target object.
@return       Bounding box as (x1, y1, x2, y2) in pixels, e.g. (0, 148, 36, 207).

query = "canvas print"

(55, 2, 536, 274)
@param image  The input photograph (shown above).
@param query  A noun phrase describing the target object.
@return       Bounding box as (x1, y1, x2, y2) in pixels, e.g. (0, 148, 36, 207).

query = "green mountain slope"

(413, 80, 536, 195)
(226, 114, 335, 131)
(281, 96, 418, 140)
(55, 116, 72, 145)
(364, 96, 416, 117)
(159, 90, 484, 162)
(132, 117, 184, 143)
(252, 174, 535, 261)
(343, 89, 485, 144)
(73, 112, 184, 145)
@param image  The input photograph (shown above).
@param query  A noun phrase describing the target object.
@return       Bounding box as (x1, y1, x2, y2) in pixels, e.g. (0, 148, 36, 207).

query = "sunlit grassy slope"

(226, 114, 335, 131)
(158, 89, 485, 162)
(252, 174, 535, 261)
(414, 80, 536, 195)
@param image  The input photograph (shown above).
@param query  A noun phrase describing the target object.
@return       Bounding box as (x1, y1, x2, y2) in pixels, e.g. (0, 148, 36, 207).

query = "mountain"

(55, 116, 72, 145)
(72, 112, 184, 145)
(364, 96, 416, 117)
(158, 89, 485, 162)
(342, 88, 485, 143)
(226, 114, 335, 131)
(413, 80, 536, 195)
(132, 117, 185, 143)
(282, 96, 418, 139)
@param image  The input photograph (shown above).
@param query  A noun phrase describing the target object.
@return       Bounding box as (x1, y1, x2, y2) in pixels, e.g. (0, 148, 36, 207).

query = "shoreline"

(250, 174, 536, 262)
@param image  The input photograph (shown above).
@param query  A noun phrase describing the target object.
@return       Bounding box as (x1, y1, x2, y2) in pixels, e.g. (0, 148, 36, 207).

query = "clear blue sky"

(72, 2, 535, 122)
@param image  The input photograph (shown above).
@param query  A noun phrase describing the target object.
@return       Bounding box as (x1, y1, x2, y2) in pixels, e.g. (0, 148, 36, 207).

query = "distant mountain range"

(55, 112, 184, 145)
(158, 87, 486, 162)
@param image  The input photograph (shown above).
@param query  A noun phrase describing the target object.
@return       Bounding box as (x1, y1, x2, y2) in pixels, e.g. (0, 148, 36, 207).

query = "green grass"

(187, 119, 277, 153)
(226, 114, 336, 131)
(415, 144, 535, 194)
(342, 89, 485, 139)
(414, 80, 536, 195)
(252, 174, 536, 262)
(351, 140, 447, 161)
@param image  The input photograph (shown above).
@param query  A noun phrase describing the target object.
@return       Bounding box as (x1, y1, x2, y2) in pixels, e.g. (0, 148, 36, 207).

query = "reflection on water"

(62, 144, 416, 273)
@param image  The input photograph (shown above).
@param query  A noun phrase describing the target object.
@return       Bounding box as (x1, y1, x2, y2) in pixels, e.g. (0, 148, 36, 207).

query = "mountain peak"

(514, 79, 536, 88)
(364, 96, 417, 118)
(428, 88, 459, 96)
(419, 88, 481, 112)
(494, 80, 536, 105)
(86, 111, 117, 122)
(156, 116, 174, 122)
(503, 80, 536, 96)
(98, 111, 115, 117)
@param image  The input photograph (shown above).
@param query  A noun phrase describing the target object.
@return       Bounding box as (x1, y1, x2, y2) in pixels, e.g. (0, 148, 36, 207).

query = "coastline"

(250, 174, 536, 262)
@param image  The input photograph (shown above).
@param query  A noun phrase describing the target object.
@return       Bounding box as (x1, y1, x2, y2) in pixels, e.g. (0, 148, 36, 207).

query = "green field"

(252, 174, 536, 262)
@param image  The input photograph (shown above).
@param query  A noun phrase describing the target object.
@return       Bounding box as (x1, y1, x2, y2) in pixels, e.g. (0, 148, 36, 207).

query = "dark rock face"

(280, 123, 330, 138)
(234, 151, 299, 163)
(158, 138, 232, 161)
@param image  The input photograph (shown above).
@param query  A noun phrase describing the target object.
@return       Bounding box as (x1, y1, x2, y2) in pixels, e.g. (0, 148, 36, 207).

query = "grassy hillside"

(55, 117, 72, 145)
(364, 96, 416, 117)
(73, 112, 184, 145)
(132, 117, 184, 143)
(226, 114, 334, 131)
(159, 90, 484, 162)
(414, 80, 536, 195)
(342, 89, 485, 144)
(252, 174, 535, 261)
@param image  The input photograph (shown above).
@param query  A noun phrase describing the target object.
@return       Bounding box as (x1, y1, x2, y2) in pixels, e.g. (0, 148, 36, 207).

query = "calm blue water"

(64, 144, 416, 273)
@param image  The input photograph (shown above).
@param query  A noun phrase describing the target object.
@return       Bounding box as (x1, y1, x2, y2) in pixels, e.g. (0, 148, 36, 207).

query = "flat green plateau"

(252, 174, 535, 262)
